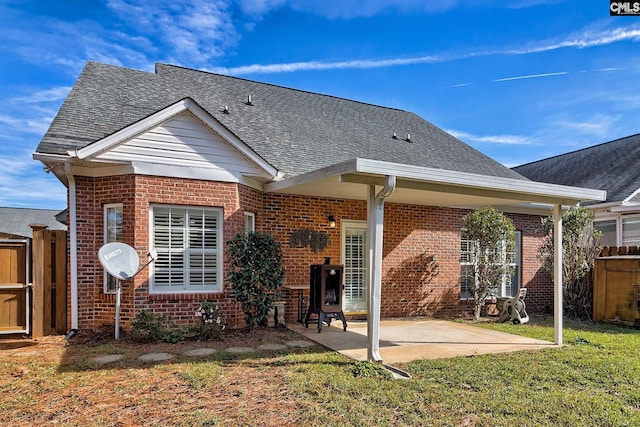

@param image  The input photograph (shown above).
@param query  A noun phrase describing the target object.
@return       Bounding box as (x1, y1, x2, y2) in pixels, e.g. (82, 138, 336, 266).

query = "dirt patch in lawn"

(0, 327, 322, 426)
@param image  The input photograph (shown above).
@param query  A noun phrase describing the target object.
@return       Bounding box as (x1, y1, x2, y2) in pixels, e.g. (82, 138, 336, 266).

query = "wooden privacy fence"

(0, 239, 29, 334)
(0, 226, 67, 337)
(593, 246, 640, 326)
(31, 225, 68, 337)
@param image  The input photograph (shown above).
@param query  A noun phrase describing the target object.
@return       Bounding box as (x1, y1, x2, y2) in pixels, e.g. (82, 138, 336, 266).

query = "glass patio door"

(341, 221, 367, 313)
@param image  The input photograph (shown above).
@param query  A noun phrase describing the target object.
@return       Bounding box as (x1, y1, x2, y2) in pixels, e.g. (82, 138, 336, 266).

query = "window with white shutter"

(460, 231, 521, 299)
(103, 203, 123, 293)
(151, 206, 222, 293)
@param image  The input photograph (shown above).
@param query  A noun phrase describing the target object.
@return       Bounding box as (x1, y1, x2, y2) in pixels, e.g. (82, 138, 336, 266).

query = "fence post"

(54, 230, 67, 334)
(30, 224, 49, 338)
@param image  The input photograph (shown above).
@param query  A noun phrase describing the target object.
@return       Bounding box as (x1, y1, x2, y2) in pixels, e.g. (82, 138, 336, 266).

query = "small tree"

(227, 232, 285, 330)
(538, 206, 601, 319)
(462, 207, 516, 320)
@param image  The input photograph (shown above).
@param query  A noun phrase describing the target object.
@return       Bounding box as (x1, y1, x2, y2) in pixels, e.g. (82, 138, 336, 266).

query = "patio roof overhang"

(267, 158, 607, 362)
(265, 158, 606, 212)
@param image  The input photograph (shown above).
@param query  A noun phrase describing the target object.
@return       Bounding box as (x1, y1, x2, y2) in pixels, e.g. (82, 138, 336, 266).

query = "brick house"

(34, 62, 604, 348)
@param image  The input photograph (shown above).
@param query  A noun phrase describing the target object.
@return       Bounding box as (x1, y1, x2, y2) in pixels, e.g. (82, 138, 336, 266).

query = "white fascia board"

(33, 152, 70, 162)
(265, 159, 358, 192)
(623, 187, 640, 204)
(352, 159, 606, 203)
(130, 162, 264, 191)
(70, 98, 280, 180)
(71, 99, 189, 159)
(611, 204, 640, 213)
(68, 162, 264, 191)
(266, 158, 606, 205)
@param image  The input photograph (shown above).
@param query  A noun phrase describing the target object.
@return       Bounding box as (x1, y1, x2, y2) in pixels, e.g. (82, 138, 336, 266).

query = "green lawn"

(2, 318, 640, 426)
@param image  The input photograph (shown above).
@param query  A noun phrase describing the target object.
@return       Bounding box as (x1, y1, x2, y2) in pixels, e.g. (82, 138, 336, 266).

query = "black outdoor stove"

(303, 263, 348, 333)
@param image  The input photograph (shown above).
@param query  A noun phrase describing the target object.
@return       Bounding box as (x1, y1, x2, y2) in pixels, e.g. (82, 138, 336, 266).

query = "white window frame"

(593, 217, 618, 247)
(622, 215, 640, 246)
(460, 231, 521, 300)
(103, 203, 123, 294)
(149, 205, 223, 294)
(341, 220, 368, 313)
(244, 211, 255, 234)
(593, 212, 640, 247)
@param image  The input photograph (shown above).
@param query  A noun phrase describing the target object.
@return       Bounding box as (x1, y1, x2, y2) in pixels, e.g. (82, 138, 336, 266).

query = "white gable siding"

(94, 112, 270, 182)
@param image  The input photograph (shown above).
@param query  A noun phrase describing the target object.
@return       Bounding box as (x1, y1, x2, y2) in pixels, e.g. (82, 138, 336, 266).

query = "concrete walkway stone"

(86, 339, 316, 364)
(258, 343, 287, 351)
(226, 346, 255, 354)
(139, 352, 174, 362)
(92, 354, 125, 364)
(184, 348, 217, 357)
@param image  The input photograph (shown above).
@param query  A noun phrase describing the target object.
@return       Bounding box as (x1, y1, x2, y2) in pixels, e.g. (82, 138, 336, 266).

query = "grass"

(2, 318, 640, 426)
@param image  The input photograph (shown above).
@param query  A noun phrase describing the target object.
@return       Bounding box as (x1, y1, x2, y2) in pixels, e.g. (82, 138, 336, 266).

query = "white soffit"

(265, 158, 607, 208)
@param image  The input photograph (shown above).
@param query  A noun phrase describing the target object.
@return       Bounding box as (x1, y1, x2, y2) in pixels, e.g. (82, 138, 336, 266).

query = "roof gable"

(74, 98, 278, 184)
(37, 61, 525, 182)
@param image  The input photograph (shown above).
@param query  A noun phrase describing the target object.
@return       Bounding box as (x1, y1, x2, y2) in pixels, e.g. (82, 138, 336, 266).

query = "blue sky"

(1, 0, 639, 209)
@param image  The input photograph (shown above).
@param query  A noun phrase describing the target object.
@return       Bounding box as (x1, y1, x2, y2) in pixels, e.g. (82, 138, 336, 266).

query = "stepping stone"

(226, 346, 255, 354)
(184, 348, 217, 357)
(286, 340, 314, 348)
(139, 352, 174, 362)
(258, 343, 287, 351)
(92, 354, 124, 364)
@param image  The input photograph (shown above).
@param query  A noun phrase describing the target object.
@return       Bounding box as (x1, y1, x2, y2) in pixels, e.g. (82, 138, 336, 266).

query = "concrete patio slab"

(288, 318, 555, 364)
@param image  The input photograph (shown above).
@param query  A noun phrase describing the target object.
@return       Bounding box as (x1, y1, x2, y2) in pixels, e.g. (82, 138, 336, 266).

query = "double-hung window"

(244, 212, 255, 234)
(151, 205, 222, 293)
(622, 216, 640, 246)
(103, 203, 123, 293)
(460, 231, 521, 299)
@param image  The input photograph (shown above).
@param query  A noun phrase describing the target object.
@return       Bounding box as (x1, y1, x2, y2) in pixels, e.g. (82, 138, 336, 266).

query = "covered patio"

(288, 318, 553, 364)
(270, 158, 606, 362)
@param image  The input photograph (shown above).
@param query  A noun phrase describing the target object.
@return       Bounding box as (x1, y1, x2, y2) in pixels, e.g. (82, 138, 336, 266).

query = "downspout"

(65, 161, 79, 330)
(367, 175, 396, 362)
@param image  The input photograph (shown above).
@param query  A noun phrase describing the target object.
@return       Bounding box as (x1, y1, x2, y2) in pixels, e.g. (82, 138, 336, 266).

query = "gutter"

(64, 161, 79, 330)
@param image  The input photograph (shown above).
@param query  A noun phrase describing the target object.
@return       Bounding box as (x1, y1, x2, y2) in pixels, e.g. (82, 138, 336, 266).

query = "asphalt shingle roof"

(513, 133, 640, 204)
(0, 207, 67, 239)
(37, 61, 525, 180)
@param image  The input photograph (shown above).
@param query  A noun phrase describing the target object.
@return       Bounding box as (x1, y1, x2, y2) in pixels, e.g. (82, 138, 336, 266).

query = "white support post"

(553, 204, 563, 345)
(367, 185, 383, 362)
(366, 176, 396, 362)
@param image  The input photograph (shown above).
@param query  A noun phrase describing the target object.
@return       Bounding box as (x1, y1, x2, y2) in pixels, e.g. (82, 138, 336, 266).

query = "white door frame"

(341, 220, 368, 313)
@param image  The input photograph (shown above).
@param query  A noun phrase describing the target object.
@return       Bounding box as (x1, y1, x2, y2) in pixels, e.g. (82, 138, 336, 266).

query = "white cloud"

(105, 0, 239, 66)
(0, 114, 52, 136)
(0, 152, 66, 208)
(212, 23, 640, 76)
(447, 130, 535, 145)
(510, 26, 640, 55)
(556, 114, 618, 138)
(12, 87, 71, 103)
(208, 55, 443, 74)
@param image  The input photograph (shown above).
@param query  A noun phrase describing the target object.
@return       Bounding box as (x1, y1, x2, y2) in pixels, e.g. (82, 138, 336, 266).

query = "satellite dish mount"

(98, 242, 157, 339)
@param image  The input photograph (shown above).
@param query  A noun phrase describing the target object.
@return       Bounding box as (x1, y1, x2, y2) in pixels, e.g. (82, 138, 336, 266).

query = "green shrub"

(227, 232, 285, 330)
(130, 309, 183, 343)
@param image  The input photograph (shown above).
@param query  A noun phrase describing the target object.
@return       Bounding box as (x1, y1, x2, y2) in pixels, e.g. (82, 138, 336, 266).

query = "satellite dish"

(98, 242, 140, 280)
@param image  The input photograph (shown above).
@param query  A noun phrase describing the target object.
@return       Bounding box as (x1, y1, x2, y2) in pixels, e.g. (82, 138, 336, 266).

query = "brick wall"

(72, 175, 552, 331)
